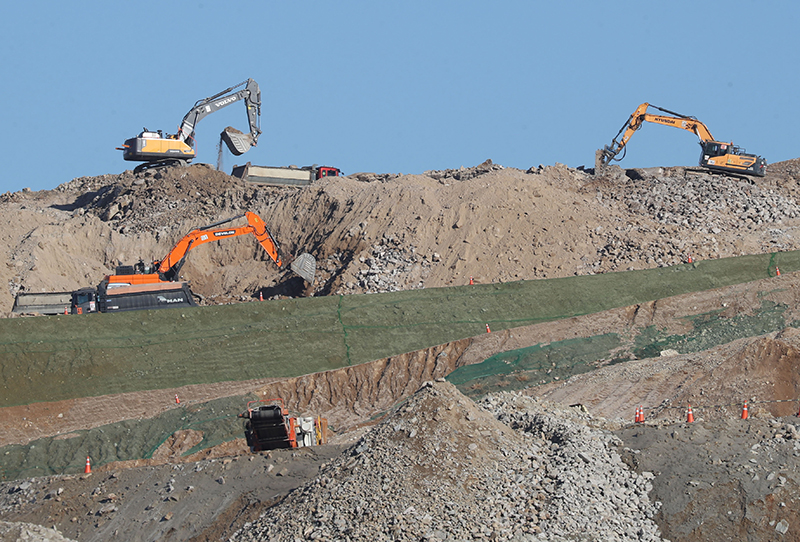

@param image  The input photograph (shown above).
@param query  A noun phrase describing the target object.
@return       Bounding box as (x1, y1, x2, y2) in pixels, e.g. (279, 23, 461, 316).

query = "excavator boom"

(156, 211, 281, 282)
(103, 210, 322, 293)
(596, 102, 766, 177)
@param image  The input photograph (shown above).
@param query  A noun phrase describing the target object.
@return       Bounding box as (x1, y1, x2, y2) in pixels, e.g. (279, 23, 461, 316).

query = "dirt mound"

(6, 158, 800, 313)
(5, 158, 800, 541)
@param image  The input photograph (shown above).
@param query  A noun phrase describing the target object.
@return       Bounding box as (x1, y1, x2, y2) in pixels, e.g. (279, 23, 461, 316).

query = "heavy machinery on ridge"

(596, 102, 766, 177)
(118, 79, 261, 174)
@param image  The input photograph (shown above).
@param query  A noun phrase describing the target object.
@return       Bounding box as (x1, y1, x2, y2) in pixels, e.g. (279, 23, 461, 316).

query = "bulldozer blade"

(291, 253, 316, 283)
(221, 128, 254, 156)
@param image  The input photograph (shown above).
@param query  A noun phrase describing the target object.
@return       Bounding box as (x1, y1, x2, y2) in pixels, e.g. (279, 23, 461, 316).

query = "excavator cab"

(699, 141, 766, 177)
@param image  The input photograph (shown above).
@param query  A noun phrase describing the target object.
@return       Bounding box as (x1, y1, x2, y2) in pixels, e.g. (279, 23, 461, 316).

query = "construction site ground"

(3, 159, 800, 540)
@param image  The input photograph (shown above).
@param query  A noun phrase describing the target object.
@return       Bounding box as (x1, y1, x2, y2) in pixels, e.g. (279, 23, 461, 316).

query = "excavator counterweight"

(596, 102, 766, 177)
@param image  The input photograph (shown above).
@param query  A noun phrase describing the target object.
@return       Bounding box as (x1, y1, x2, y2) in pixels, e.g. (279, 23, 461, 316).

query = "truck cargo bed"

(12, 292, 73, 315)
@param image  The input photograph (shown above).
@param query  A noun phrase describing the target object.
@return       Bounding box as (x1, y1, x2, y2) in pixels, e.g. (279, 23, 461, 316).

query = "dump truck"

(232, 162, 340, 187)
(239, 398, 327, 451)
(70, 282, 197, 314)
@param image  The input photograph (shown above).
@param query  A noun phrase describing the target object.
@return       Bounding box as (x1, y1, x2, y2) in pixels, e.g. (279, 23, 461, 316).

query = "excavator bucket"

(291, 253, 316, 283)
(221, 127, 254, 156)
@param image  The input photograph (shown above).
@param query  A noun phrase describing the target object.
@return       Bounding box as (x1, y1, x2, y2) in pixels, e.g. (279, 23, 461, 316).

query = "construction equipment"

(240, 398, 298, 451)
(70, 282, 197, 314)
(232, 162, 341, 187)
(71, 211, 315, 314)
(118, 79, 261, 174)
(596, 102, 766, 177)
(239, 398, 328, 452)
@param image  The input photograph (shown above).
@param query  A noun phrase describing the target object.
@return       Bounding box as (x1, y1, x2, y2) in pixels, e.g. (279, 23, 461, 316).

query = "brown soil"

(4, 159, 800, 541)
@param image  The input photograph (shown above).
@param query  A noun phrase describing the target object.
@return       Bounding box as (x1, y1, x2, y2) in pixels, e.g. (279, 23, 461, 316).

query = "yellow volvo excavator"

(596, 102, 766, 177)
(117, 79, 261, 173)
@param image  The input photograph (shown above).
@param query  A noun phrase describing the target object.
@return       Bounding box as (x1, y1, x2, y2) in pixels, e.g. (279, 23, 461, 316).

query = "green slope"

(0, 251, 795, 408)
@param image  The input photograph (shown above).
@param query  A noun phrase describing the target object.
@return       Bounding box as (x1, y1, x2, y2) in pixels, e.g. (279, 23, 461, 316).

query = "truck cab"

(71, 288, 98, 314)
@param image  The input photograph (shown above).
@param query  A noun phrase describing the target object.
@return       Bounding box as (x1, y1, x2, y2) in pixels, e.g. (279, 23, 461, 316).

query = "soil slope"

(4, 159, 800, 541)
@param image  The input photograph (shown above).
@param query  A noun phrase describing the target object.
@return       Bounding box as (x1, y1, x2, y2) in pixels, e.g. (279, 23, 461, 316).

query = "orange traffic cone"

(485, 323, 491, 333)
(175, 394, 180, 404)
(687, 254, 693, 263)
(64, 306, 68, 315)
(259, 291, 263, 301)
(84, 456, 91, 474)
(776, 267, 781, 277)
(469, 276, 474, 285)
(638, 405, 645, 423)
(634, 406, 640, 423)
(686, 404, 694, 423)
(741, 401, 749, 420)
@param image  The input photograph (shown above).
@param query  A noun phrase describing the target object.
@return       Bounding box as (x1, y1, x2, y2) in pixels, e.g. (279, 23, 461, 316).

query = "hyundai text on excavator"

(71, 211, 317, 314)
(596, 102, 766, 177)
(117, 79, 261, 174)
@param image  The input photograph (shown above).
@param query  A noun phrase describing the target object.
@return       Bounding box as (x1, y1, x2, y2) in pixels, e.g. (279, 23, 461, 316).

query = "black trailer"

(72, 282, 197, 314)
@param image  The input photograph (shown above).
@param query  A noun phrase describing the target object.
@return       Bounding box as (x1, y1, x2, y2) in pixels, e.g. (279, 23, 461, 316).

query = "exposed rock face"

(7, 158, 800, 313)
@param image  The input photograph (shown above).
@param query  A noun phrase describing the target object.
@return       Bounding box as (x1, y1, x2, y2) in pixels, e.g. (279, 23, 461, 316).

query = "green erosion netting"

(449, 299, 796, 399)
(1, 250, 798, 408)
(0, 394, 254, 480)
(1, 252, 799, 479)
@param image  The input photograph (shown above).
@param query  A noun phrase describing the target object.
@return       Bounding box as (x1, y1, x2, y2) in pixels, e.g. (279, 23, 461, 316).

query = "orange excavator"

(107, 211, 284, 287)
(596, 102, 766, 177)
(71, 212, 316, 314)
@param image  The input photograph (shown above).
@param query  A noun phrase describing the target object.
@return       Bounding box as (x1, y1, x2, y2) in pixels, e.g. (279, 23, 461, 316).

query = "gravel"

(232, 381, 665, 541)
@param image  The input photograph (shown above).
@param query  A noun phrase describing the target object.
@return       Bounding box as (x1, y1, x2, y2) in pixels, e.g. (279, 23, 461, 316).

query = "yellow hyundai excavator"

(596, 102, 766, 177)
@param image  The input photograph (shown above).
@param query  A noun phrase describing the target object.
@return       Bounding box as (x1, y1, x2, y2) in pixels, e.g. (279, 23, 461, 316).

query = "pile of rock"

(345, 235, 429, 294)
(232, 381, 664, 541)
(605, 169, 800, 233)
(425, 159, 504, 183)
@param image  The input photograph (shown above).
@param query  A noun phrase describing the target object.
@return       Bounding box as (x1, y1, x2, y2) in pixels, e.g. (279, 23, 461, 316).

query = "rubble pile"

(342, 235, 430, 293)
(603, 168, 800, 233)
(424, 158, 505, 183)
(233, 381, 664, 541)
(55, 166, 294, 237)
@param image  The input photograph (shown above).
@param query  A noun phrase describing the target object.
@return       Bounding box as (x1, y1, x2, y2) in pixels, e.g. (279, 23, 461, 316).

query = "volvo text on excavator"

(117, 79, 261, 174)
(71, 212, 317, 314)
(595, 103, 766, 177)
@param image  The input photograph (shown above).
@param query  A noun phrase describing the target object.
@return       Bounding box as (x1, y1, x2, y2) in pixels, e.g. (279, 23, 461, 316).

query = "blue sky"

(1, 1, 796, 193)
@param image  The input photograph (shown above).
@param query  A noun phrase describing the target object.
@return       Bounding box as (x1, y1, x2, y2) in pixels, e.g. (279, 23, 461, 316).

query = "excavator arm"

(596, 103, 715, 168)
(596, 102, 766, 177)
(175, 79, 262, 155)
(156, 212, 281, 282)
(104, 210, 316, 291)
